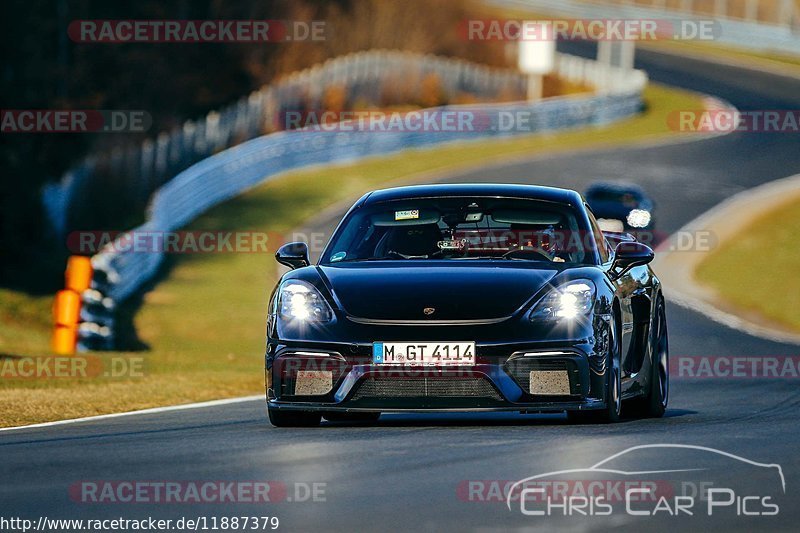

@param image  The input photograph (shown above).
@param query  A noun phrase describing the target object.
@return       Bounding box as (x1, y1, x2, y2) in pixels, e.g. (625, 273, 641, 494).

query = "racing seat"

(509, 223, 552, 248)
(508, 223, 566, 261)
(384, 223, 441, 257)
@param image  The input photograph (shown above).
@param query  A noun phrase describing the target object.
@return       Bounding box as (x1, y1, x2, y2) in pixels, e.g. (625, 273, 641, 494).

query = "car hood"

(318, 262, 559, 321)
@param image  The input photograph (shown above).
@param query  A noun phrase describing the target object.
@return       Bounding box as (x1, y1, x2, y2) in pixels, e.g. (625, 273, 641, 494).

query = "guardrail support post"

(714, 0, 727, 18)
(597, 41, 635, 71)
(779, 0, 794, 27)
(745, 0, 758, 22)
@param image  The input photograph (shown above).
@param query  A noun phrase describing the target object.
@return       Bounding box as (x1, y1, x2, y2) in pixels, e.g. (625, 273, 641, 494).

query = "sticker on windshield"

(395, 209, 419, 221)
(438, 239, 467, 250)
(330, 251, 346, 262)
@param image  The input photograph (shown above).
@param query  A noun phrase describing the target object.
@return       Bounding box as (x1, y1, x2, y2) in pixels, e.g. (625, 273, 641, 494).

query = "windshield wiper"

(450, 255, 526, 260)
(333, 257, 398, 263)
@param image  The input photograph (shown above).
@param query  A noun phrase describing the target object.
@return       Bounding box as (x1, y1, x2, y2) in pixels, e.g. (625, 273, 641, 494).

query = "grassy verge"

(0, 83, 705, 427)
(695, 196, 800, 333)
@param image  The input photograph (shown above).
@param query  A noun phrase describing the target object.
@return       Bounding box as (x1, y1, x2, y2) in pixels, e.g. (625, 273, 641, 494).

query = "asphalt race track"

(2, 48, 800, 532)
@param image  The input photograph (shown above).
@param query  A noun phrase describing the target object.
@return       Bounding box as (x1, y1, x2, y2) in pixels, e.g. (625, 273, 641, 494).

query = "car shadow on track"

(318, 408, 697, 428)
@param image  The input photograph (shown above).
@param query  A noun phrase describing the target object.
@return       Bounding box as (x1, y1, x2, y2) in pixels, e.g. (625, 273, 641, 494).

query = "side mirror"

(611, 241, 654, 279)
(275, 242, 310, 270)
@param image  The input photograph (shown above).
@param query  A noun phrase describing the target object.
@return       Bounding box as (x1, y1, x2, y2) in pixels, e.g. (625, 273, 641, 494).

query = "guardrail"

(55, 50, 647, 351)
(606, 0, 798, 27)
(42, 50, 528, 239)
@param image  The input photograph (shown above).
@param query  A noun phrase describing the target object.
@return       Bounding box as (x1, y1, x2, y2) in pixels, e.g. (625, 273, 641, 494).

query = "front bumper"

(266, 341, 610, 413)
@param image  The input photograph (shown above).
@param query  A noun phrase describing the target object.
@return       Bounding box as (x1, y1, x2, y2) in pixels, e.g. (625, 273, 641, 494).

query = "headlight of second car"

(530, 280, 596, 321)
(626, 209, 651, 228)
(278, 280, 334, 322)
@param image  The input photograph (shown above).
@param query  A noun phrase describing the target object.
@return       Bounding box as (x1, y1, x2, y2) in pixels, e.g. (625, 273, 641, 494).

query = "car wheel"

(323, 412, 381, 423)
(267, 406, 321, 427)
(568, 313, 622, 424)
(627, 297, 669, 418)
(647, 298, 669, 417)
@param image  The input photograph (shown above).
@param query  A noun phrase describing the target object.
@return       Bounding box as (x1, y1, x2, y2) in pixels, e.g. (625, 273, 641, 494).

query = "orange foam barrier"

(65, 255, 93, 293)
(52, 324, 78, 355)
(54, 289, 81, 326)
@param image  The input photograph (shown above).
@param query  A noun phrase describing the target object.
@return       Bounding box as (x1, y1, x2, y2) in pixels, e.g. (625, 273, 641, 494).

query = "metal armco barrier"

(42, 50, 530, 239)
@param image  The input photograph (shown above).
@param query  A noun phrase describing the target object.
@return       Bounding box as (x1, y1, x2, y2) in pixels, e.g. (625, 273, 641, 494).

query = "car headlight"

(278, 280, 334, 322)
(626, 209, 651, 228)
(530, 280, 596, 320)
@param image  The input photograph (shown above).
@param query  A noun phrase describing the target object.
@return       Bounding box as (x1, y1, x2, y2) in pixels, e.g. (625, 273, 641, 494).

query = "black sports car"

(265, 184, 669, 426)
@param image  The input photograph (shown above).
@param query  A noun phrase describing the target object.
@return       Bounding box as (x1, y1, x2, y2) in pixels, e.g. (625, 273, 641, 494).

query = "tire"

(629, 297, 669, 418)
(323, 412, 381, 423)
(568, 312, 622, 424)
(267, 406, 321, 427)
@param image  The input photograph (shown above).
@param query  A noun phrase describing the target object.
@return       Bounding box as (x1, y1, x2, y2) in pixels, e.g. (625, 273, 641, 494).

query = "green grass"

(0, 291, 53, 356)
(695, 196, 800, 333)
(0, 83, 705, 427)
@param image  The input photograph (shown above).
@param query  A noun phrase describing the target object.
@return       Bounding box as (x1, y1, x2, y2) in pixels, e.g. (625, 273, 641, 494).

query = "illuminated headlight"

(530, 280, 596, 321)
(279, 280, 334, 322)
(626, 209, 651, 228)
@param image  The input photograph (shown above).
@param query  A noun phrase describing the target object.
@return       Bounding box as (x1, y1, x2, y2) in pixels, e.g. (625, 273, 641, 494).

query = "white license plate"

(372, 342, 475, 366)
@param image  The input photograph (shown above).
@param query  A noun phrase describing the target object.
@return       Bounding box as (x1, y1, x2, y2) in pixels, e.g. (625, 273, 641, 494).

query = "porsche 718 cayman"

(265, 184, 669, 426)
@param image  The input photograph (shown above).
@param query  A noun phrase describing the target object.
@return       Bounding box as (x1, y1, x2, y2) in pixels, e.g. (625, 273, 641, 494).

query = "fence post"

(744, 0, 758, 22)
(714, 0, 727, 18)
(778, 0, 793, 26)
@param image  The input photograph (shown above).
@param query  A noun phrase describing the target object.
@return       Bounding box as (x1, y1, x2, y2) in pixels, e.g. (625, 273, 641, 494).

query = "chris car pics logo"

(506, 444, 785, 518)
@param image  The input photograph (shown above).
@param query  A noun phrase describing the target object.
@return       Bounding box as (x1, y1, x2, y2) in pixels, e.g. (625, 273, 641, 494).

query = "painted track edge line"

(666, 288, 800, 345)
(0, 394, 263, 433)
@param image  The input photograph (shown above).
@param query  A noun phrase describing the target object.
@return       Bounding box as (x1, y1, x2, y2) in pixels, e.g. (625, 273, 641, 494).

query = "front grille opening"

(351, 377, 502, 401)
(505, 358, 580, 396)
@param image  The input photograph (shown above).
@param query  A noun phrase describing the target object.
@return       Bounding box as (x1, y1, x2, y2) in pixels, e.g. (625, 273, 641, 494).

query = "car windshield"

(587, 188, 642, 207)
(321, 197, 595, 264)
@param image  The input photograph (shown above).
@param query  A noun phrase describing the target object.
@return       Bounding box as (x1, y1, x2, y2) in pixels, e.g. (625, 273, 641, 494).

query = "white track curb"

(0, 395, 262, 433)
(654, 173, 800, 345)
